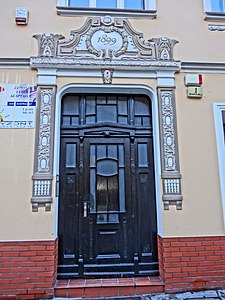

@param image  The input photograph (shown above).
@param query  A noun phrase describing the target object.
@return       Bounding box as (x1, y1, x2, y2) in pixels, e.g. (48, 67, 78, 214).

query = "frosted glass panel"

(63, 96, 79, 114)
(69, 0, 89, 7)
(96, 0, 117, 8)
(138, 144, 148, 167)
(97, 145, 106, 159)
(118, 145, 124, 167)
(124, 0, 144, 9)
(66, 144, 76, 167)
(90, 169, 96, 212)
(108, 145, 117, 159)
(62, 116, 70, 126)
(119, 169, 125, 211)
(97, 105, 117, 123)
(86, 116, 95, 124)
(86, 100, 95, 114)
(90, 145, 96, 167)
(97, 160, 118, 176)
(135, 97, 149, 115)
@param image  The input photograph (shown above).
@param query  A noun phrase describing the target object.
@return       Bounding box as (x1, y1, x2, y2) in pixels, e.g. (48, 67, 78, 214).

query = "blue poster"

(0, 84, 37, 128)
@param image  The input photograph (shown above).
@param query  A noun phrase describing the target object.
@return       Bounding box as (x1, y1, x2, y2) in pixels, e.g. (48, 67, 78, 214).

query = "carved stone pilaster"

(158, 88, 183, 210)
(31, 86, 56, 212)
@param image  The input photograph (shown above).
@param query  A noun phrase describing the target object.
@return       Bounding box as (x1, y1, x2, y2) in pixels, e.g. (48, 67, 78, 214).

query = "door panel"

(58, 138, 80, 272)
(83, 138, 132, 268)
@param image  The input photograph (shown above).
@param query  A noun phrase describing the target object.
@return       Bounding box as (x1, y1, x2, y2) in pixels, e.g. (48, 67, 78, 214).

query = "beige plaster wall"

(162, 73, 225, 236)
(2, 72, 225, 240)
(0, 70, 55, 240)
(1, 1, 225, 240)
(0, 0, 224, 62)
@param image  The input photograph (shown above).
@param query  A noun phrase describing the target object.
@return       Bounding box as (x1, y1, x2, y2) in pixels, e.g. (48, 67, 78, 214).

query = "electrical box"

(15, 8, 28, 25)
(185, 74, 203, 86)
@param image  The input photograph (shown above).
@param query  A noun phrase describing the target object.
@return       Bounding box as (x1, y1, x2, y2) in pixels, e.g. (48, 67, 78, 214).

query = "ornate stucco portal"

(30, 16, 183, 212)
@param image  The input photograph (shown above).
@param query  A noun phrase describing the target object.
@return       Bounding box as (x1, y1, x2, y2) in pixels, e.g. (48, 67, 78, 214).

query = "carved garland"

(86, 25, 128, 58)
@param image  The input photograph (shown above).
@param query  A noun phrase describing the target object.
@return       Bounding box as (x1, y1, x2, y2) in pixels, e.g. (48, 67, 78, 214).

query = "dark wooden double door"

(58, 93, 158, 278)
(58, 133, 158, 278)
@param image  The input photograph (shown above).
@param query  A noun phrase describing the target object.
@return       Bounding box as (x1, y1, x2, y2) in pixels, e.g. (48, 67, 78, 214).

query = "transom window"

(211, 0, 225, 12)
(204, 0, 225, 20)
(69, 0, 146, 9)
(56, 0, 157, 16)
(61, 94, 151, 128)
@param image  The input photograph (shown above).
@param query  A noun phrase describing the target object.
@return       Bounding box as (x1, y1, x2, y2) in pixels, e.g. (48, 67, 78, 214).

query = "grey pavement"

(52, 289, 225, 300)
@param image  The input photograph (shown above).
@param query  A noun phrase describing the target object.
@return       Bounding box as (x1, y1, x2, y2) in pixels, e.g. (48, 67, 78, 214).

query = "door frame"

(53, 84, 163, 242)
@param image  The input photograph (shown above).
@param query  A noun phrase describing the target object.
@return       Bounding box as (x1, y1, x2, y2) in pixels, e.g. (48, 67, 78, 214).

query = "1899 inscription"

(97, 34, 117, 46)
(91, 30, 123, 51)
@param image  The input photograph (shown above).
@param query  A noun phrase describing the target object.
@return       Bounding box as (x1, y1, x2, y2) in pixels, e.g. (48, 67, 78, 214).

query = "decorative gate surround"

(158, 88, 183, 210)
(30, 16, 181, 72)
(31, 86, 56, 212)
(30, 16, 183, 211)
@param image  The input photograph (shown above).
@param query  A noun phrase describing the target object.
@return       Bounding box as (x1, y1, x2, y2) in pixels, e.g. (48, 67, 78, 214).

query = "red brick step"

(54, 277, 164, 298)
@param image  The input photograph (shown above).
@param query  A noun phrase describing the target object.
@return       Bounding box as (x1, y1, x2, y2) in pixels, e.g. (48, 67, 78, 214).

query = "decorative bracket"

(101, 69, 114, 84)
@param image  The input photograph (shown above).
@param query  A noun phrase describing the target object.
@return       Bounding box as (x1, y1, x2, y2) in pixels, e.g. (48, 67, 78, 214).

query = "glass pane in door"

(89, 143, 125, 223)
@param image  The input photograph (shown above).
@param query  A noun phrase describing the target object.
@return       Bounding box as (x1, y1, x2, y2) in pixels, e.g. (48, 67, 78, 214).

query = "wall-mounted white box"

(15, 8, 29, 25)
(185, 74, 203, 86)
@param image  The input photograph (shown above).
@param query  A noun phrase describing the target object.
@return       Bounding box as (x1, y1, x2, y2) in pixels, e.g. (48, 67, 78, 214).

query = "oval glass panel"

(97, 159, 118, 176)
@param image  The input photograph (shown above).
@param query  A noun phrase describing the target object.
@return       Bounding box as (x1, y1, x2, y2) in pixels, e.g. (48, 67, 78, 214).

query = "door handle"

(83, 201, 88, 218)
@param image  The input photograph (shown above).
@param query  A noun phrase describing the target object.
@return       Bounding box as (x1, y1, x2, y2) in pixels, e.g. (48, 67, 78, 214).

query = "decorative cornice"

(205, 12, 225, 22)
(30, 57, 181, 71)
(0, 58, 30, 68)
(3, 58, 225, 74)
(181, 62, 225, 73)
